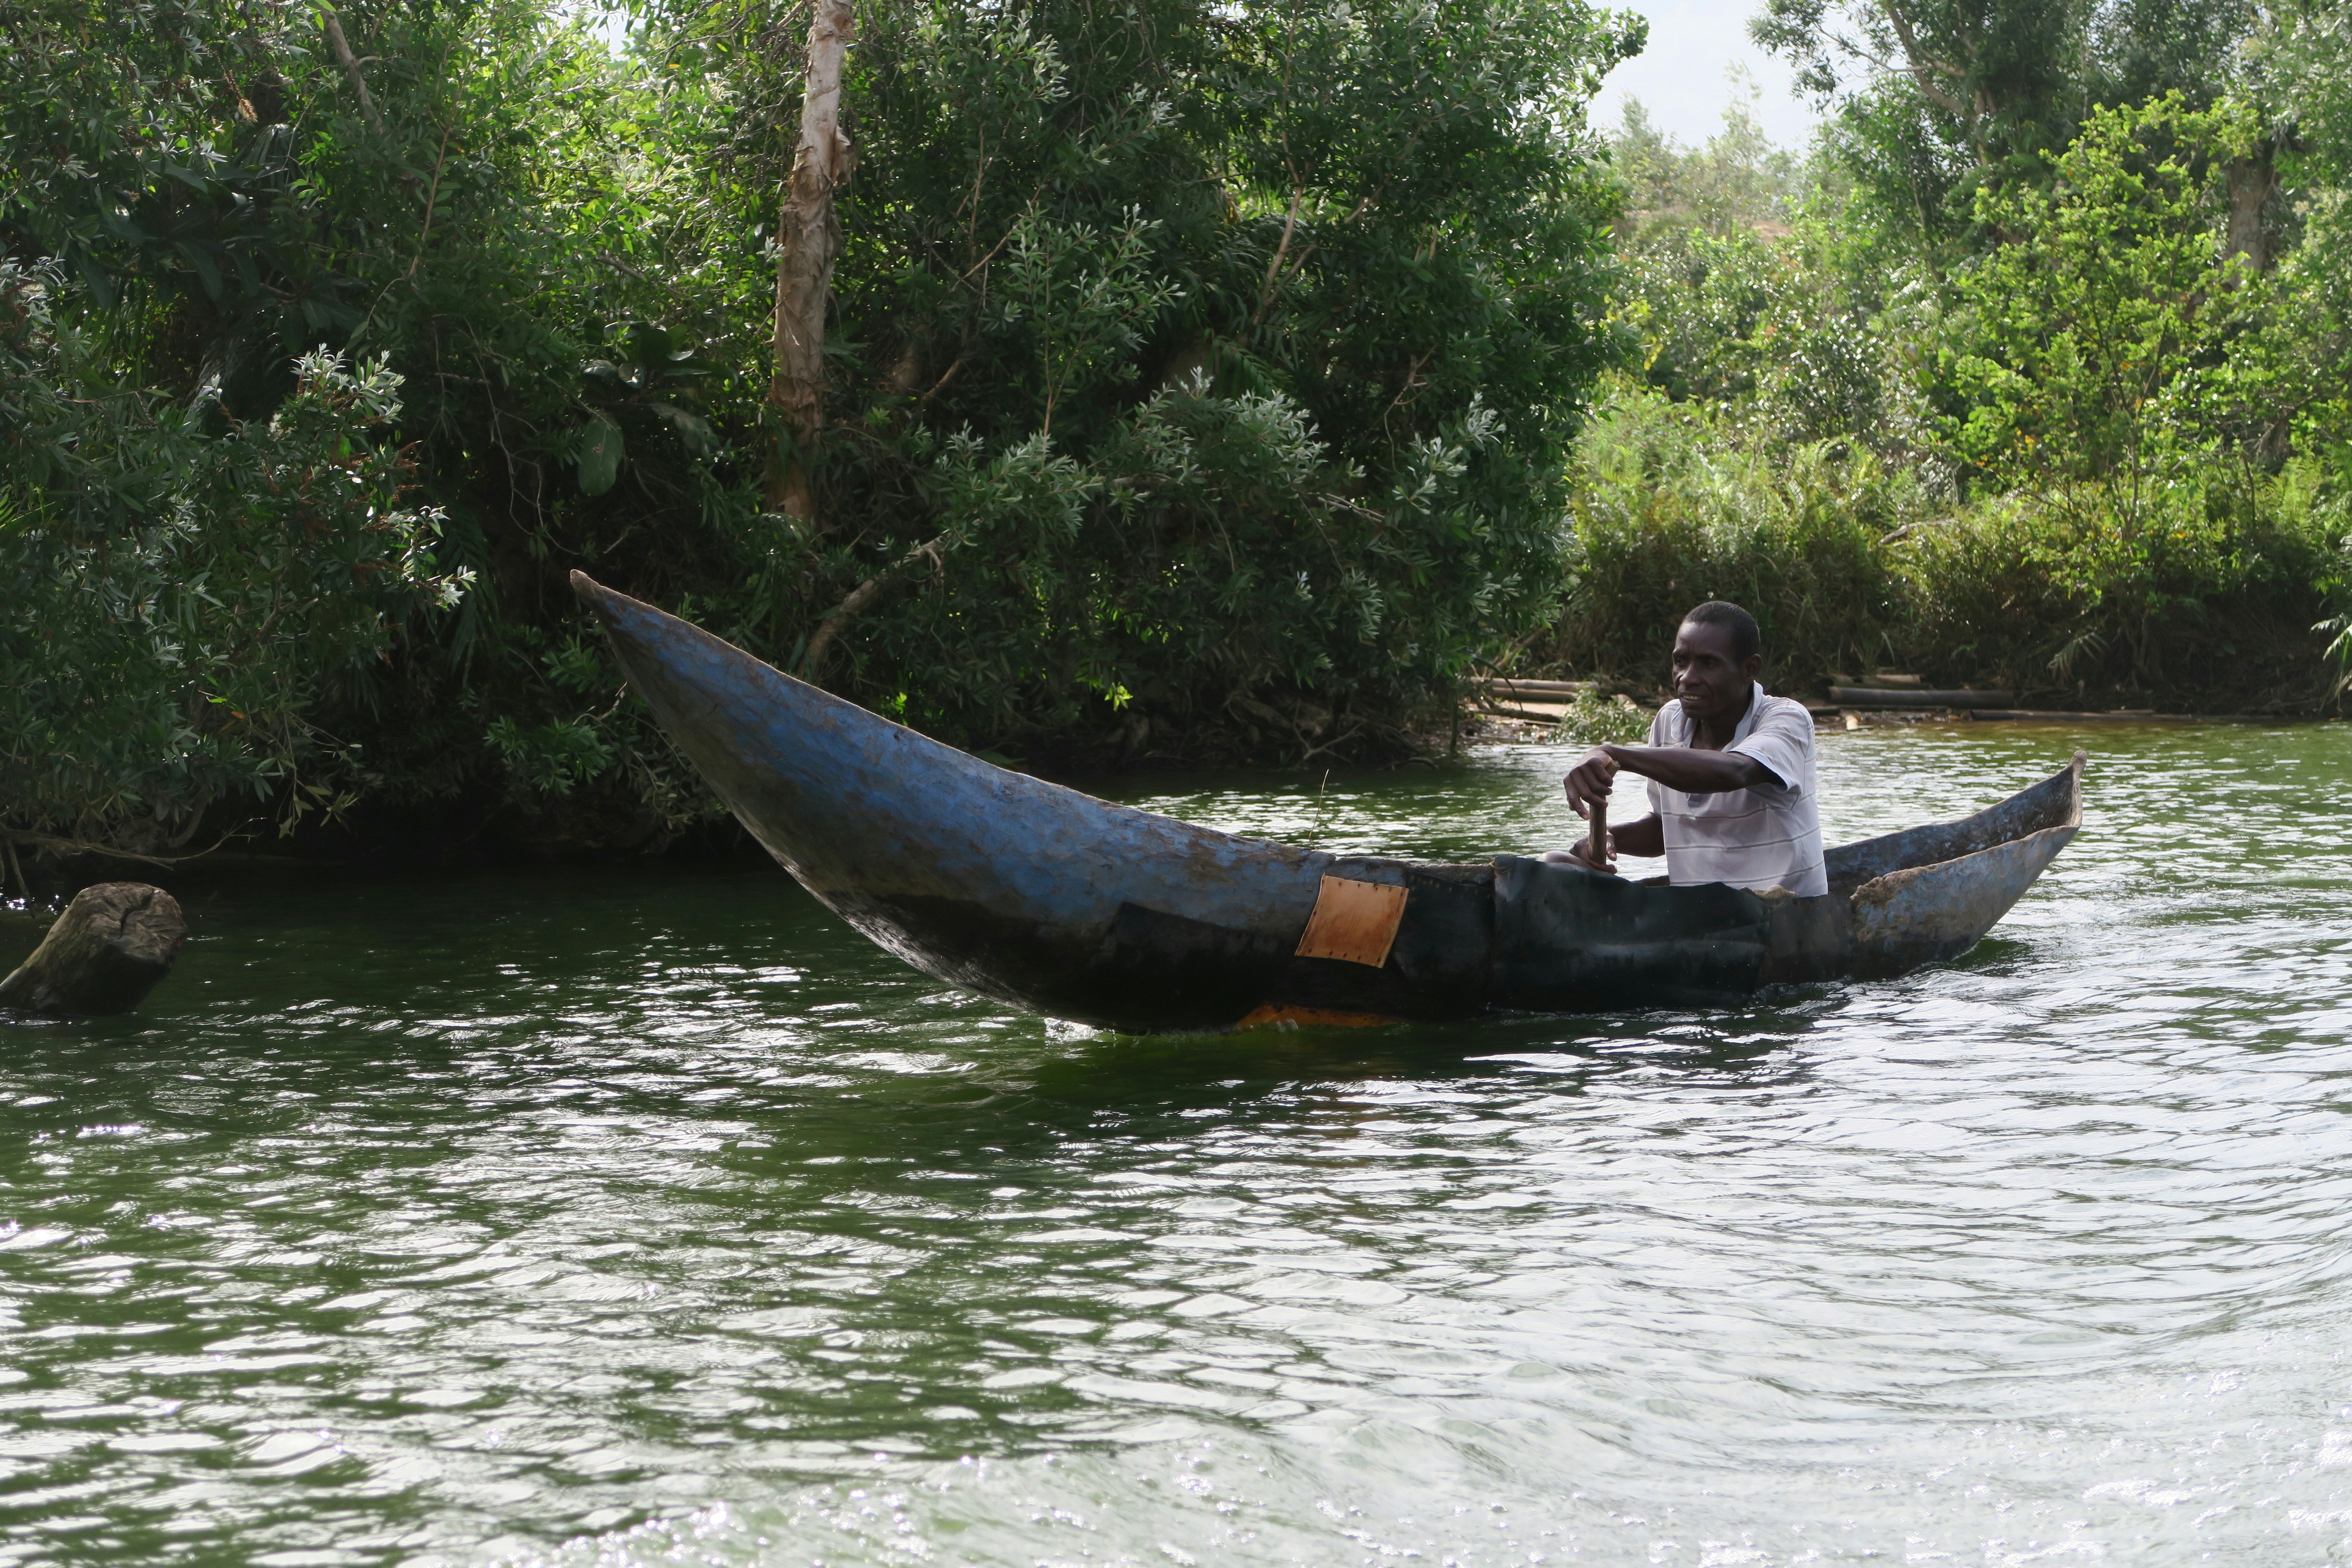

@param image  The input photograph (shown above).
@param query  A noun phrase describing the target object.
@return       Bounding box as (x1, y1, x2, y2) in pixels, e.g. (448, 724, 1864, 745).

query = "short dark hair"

(1681, 600, 1761, 664)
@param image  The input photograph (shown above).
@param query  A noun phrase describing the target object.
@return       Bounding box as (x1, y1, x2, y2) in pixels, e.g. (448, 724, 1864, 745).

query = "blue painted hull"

(573, 573, 2081, 1031)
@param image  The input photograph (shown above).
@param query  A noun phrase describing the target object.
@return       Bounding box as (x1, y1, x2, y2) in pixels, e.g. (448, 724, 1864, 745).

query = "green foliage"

(856, 387, 1516, 754)
(1550, 377, 2340, 704)
(2267, 1, 2352, 175)
(1607, 85, 1796, 406)
(6, 0, 2347, 870)
(1753, 0, 2284, 262)
(1551, 376, 1920, 686)
(631, 0, 1642, 760)
(1551, 689, 1651, 744)
(0, 0, 707, 855)
(1893, 469, 2338, 694)
(2094, 0, 2262, 112)
(1938, 96, 2269, 500)
(1605, 92, 1930, 449)
(1751, 0, 2089, 246)
(1575, 40, 2352, 714)
(1617, 229, 1779, 403)
(1610, 78, 1800, 237)
(0, 263, 467, 854)
(486, 715, 618, 795)
(0, 0, 1642, 857)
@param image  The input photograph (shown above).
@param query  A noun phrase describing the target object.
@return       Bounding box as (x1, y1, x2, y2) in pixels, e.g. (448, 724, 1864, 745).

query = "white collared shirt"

(1645, 683, 1827, 897)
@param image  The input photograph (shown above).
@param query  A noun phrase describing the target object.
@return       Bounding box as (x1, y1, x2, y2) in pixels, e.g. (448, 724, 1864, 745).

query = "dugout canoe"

(572, 573, 2083, 1032)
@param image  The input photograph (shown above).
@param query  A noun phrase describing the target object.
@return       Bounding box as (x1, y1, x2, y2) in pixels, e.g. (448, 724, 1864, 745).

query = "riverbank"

(1523, 383, 2352, 720)
(1462, 680, 2331, 738)
(3, 698, 2337, 903)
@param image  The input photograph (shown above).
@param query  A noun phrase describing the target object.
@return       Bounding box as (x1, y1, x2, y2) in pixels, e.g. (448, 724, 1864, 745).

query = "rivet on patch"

(1292, 875, 1409, 967)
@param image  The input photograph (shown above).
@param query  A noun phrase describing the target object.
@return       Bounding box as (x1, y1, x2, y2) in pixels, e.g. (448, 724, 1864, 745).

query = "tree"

(1937, 96, 2276, 508)
(1749, 0, 2089, 173)
(680, 0, 1645, 749)
(765, 0, 856, 522)
(1752, 0, 2288, 263)
(0, 266, 468, 859)
(0, 0, 1647, 859)
(2093, 0, 2284, 268)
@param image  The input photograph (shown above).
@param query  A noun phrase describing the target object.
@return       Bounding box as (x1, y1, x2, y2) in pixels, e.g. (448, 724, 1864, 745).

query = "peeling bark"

(2224, 143, 2279, 273)
(765, 0, 858, 524)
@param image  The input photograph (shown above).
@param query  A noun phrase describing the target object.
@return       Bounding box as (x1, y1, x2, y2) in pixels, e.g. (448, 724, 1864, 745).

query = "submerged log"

(0, 883, 187, 1017)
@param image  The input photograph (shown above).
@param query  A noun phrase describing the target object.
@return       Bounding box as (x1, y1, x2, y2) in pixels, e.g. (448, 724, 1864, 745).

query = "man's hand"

(1562, 746, 1618, 819)
(1595, 742, 1774, 796)
(1544, 830, 1617, 875)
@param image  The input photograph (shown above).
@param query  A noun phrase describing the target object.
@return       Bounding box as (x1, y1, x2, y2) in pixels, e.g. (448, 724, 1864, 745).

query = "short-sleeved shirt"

(1645, 684, 1827, 897)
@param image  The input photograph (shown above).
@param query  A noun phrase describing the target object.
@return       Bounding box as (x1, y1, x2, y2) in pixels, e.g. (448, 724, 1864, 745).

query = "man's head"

(1672, 601, 1763, 724)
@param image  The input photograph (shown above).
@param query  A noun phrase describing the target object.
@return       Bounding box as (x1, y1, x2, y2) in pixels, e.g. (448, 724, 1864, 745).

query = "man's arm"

(1563, 743, 1774, 816)
(1610, 813, 1664, 857)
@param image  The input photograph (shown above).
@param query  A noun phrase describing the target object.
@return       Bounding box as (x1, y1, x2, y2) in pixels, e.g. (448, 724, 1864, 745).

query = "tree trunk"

(0, 883, 187, 1017)
(2224, 142, 2279, 273)
(320, 9, 388, 138)
(764, 0, 858, 523)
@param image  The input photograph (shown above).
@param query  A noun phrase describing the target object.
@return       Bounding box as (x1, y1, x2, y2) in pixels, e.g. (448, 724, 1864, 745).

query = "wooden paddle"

(1583, 795, 1608, 871)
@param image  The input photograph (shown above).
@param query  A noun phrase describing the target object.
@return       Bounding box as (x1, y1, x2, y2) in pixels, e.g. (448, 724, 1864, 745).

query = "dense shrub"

(1564, 79, 2352, 713)
(1546, 380, 2342, 707)
(1551, 379, 1917, 688)
(1894, 478, 2340, 702)
(664, 0, 1639, 763)
(0, 263, 468, 858)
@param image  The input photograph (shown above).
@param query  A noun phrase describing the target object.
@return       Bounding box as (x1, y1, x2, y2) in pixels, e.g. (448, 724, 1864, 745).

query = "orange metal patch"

(1292, 874, 1408, 967)
(1234, 1004, 1400, 1030)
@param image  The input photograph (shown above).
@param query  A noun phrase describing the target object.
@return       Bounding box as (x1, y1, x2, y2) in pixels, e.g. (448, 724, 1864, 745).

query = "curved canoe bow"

(573, 573, 2082, 1032)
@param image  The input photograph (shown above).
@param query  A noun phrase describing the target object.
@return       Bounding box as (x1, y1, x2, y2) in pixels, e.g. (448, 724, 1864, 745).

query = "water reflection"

(0, 723, 2346, 1565)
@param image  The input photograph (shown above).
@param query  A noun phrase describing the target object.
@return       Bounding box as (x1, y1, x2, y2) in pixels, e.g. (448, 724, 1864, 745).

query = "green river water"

(1, 722, 2348, 1567)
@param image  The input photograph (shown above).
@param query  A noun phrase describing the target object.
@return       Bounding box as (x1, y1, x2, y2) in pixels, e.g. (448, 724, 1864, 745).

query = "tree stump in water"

(0, 883, 187, 1017)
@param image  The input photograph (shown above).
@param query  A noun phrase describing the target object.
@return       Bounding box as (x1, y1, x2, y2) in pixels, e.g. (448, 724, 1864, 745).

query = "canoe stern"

(1842, 752, 2084, 976)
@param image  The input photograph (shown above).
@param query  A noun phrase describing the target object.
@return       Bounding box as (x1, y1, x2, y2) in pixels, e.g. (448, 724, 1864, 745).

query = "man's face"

(1671, 619, 1760, 724)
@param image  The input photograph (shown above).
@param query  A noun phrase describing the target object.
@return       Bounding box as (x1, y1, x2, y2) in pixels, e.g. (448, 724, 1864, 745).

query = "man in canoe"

(1553, 601, 1827, 896)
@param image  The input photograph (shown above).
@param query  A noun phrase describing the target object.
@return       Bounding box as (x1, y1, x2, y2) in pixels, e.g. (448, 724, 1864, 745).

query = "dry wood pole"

(765, 0, 858, 524)
(0, 883, 187, 1017)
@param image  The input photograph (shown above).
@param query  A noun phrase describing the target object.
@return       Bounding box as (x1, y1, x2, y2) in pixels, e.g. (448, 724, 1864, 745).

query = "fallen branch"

(918, 354, 966, 404)
(408, 116, 456, 278)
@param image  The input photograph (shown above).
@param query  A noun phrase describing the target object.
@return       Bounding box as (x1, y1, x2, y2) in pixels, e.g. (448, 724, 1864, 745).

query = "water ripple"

(0, 723, 2346, 1565)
